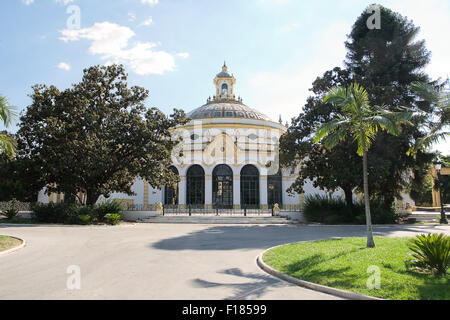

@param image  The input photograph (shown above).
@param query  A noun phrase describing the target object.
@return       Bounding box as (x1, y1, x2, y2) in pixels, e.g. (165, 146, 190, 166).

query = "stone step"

(140, 216, 294, 224)
(407, 212, 449, 222)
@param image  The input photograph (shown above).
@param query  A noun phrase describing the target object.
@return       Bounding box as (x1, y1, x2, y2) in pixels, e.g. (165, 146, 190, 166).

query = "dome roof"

(216, 71, 232, 78)
(188, 101, 269, 121)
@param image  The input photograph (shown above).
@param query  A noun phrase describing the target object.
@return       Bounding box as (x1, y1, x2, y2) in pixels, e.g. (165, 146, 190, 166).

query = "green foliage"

(0, 155, 44, 202)
(17, 64, 187, 205)
(31, 201, 124, 225)
(104, 213, 121, 225)
(93, 200, 123, 221)
(2, 198, 20, 220)
(78, 214, 91, 225)
(31, 202, 80, 224)
(4, 208, 19, 220)
(264, 237, 449, 300)
(408, 233, 450, 275)
(303, 194, 399, 225)
(408, 81, 450, 156)
(0, 95, 17, 159)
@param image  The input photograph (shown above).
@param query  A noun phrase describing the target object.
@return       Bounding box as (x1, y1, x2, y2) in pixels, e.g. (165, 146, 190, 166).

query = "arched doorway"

(164, 166, 179, 206)
(268, 171, 283, 209)
(213, 164, 233, 209)
(241, 165, 260, 209)
(187, 165, 205, 207)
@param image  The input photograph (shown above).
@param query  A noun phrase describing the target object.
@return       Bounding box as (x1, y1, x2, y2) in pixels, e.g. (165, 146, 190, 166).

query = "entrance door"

(213, 164, 233, 209)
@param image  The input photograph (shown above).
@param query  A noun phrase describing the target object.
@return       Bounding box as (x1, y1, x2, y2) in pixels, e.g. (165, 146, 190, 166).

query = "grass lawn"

(0, 235, 22, 252)
(263, 237, 449, 300)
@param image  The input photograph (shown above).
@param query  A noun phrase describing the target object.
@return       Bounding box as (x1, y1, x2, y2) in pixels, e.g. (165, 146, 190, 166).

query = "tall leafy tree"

(345, 4, 435, 206)
(315, 83, 412, 248)
(280, 67, 362, 208)
(17, 64, 187, 205)
(0, 95, 17, 158)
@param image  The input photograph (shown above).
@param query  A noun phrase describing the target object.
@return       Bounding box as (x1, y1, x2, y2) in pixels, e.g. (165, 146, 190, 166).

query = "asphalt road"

(0, 223, 448, 300)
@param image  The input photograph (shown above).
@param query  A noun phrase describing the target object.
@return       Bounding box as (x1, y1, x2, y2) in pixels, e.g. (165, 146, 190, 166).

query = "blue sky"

(1, 0, 449, 154)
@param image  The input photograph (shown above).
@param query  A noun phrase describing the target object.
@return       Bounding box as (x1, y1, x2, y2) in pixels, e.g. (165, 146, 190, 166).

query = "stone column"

(143, 180, 149, 209)
(233, 175, 241, 209)
(260, 175, 268, 209)
(205, 174, 213, 209)
(178, 175, 187, 208)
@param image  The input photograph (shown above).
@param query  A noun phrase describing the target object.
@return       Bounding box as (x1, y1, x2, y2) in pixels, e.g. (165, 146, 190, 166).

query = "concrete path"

(0, 223, 448, 300)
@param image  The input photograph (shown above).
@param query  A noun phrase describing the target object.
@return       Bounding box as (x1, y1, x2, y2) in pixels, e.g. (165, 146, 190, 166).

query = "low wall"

(121, 210, 161, 222)
(277, 211, 306, 223)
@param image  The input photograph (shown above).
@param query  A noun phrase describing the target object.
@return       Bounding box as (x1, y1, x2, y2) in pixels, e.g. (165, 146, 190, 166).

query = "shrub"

(303, 195, 354, 224)
(78, 214, 91, 225)
(93, 201, 123, 221)
(303, 194, 399, 225)
(104, 213, 121, 225)
(5, 208, 19, 220)
(408, 233, 450, 276)
(32, 203, 80, 224)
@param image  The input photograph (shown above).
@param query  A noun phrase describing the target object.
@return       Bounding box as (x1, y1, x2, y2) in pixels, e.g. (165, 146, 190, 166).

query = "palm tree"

(408, 81, 449, 156)
(0, 95, 18, 158)
(315, 83, 413, 248)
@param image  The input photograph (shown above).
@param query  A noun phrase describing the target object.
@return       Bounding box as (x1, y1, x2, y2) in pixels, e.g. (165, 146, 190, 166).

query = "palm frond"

(314, 117, 350, 143)
(0, 132, 17, 158)
(0, 95, 18, 128)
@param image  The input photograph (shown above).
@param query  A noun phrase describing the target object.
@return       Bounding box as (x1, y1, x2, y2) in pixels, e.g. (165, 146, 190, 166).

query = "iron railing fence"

(125, 204, 303, 217)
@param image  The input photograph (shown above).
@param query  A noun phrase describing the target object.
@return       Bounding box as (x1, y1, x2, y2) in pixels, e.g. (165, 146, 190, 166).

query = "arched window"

(187, 165, 205, 206)
(240, 165, 260, 209)
(268, 171, 283, 209)
(221, 83, 228, 95)
(164, 166, 179, 206)
(213, 164, 233, 209)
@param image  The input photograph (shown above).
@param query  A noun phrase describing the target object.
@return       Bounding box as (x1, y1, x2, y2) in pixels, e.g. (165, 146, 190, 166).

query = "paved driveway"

(0, 223, 448, 300)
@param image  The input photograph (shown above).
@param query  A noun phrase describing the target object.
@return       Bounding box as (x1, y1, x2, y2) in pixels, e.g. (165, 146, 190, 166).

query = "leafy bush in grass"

(303, 194, 399, 225)
(408, 233, 450, 275)
(104, 213, 121, 225)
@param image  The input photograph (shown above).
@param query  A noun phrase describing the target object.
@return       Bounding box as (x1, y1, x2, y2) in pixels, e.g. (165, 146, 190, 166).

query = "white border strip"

(256, 243, 383, 301)
(0, 236, 26, 257)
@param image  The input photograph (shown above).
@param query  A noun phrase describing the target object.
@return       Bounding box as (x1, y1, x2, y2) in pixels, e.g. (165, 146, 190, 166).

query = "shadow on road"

(151, 224, 450, 251)
(190, 268, 286, 300)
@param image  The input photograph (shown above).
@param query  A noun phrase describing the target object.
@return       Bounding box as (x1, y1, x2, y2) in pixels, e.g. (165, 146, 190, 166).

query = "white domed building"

(39, 63, 331, 211)
(106, 63, 305, 211)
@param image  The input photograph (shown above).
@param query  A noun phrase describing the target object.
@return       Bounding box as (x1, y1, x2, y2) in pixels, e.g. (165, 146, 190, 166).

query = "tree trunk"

(343, 186, 354, 209)
(363, 150, 375, 248)
(86, 190, 100, 206)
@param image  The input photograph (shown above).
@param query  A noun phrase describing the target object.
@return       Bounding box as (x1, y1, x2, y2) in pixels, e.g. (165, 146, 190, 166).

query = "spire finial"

(222, 61, 227, 72)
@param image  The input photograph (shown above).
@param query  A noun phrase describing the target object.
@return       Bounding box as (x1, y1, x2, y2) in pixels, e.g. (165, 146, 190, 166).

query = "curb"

(256, 244, 383, 301)
(0, 236, 27, 257)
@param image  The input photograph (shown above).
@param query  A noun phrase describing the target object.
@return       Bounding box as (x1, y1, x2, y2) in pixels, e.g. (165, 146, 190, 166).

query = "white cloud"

(139, 17, 153, 27)
(176, 52, 189, 59)
(279, 23, 300, 33)
(60, 22, 176, 75)
(57, 62, 71, 71)
(141, 0, 159, 6)
(22, 0, 75, 5)
(128, 13, 136, 22)
(55, 0, 75, 4)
